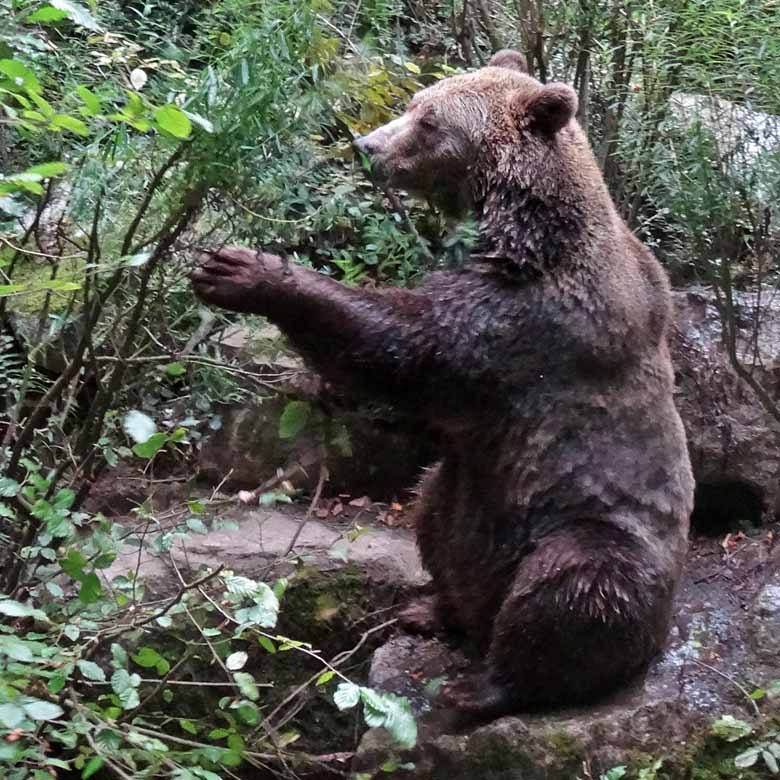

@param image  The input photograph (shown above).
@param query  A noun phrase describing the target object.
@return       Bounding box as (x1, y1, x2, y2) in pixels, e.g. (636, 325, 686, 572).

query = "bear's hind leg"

(441, 521, 675, 717)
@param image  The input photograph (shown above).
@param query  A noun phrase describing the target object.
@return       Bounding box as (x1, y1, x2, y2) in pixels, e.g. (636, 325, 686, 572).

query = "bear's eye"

(418, 112, 439, 132)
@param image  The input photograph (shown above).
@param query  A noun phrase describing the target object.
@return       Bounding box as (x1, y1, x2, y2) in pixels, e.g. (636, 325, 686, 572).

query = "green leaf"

(48, 673, 67, 694)
(226, 651, 247, 671)
(61, 548, 88, 579)
(76, 85, 101, 116)
(0, 59, 41, 92)
(334, 682, 361, 710)
(132, 432, 168, 459)
(132, 646, 164, 669)
(711, 715, 753, 742)
(111, 643, 128, 669)
(0, 703, 26, 728)
(82, 756, 104, 779)
(237, 701, 258, 724)
(185, 517, 208, 534)
(49, 0, 101, 30)
(0, 635, 36, 662)
(0, 598, 47, 620)
(50, 114, 89, 136)
(180, 719, 198, 735)
(27, 6, 70, 22)
(164, 361, 186, 376)
(26, 161, 69, 178)
(0, 477, 21, 497)
(359, 688, 417, 748)
(77, 660, 106, 682)
(258, 636, 276, 654)
(317, 670, 334, 685)
(111, 669, 141, 710)
(763, 750, 779, 774)
(233, 672, 259, 701)
(78, 573, 102, 603)
(23, 699, 64, 721)
(278, 401, 310, 439)
(735, 747, 761, 768)
(154, 104, 192, 139)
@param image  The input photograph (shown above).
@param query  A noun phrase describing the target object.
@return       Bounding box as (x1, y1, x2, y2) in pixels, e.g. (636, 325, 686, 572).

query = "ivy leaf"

(0, 635, 37, 662)
(111, 644, 128, 669)
(333, 682, 360, 711)
(278, 401, 310, 439)
(77, 660, 106, 682)
(154, 105, 192, 139)
(185, 517, 208, 534)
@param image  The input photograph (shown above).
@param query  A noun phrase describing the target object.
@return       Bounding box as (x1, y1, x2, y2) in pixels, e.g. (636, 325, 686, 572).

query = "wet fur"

(192, 53, 694, 717)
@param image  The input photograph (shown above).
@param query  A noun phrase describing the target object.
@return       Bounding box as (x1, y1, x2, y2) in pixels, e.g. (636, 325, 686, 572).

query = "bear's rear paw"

(440, 671, 513, 722)
(397, 596, 445, 636)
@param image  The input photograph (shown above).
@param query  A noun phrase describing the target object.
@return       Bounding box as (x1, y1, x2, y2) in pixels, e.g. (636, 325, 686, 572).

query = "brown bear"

(191, 50, 694, 718)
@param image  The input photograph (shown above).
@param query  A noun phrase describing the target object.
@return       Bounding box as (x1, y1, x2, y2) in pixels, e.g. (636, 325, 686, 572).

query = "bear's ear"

(488, 49, 528, 73)
(521, 82, 578, 134)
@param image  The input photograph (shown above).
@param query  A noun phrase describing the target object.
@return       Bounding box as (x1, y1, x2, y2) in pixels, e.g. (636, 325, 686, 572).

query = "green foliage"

(334, 682, 417, 749)
(1, 0, 779, 776)
(711, 715, 754, 742)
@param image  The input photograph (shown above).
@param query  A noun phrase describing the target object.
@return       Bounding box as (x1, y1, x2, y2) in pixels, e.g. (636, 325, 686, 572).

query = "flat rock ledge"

(106, 508, 780, 779)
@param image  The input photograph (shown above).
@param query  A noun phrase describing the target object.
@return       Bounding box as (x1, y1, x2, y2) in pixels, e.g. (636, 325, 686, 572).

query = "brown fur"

(191, 51, 694, 717)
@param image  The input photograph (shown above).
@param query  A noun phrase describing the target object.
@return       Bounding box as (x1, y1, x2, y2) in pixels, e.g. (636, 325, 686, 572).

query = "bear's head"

(355, 50, 579, 214)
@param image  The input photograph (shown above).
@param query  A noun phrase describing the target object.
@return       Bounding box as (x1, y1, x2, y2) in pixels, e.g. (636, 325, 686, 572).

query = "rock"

(672, 287, 780, 530)
(105, 504, 427, 601)
(197, 392, 438, 500)
(670, 92, 780, 169)
(751, 571, 780, 662)
(354, 536, 780, 780)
